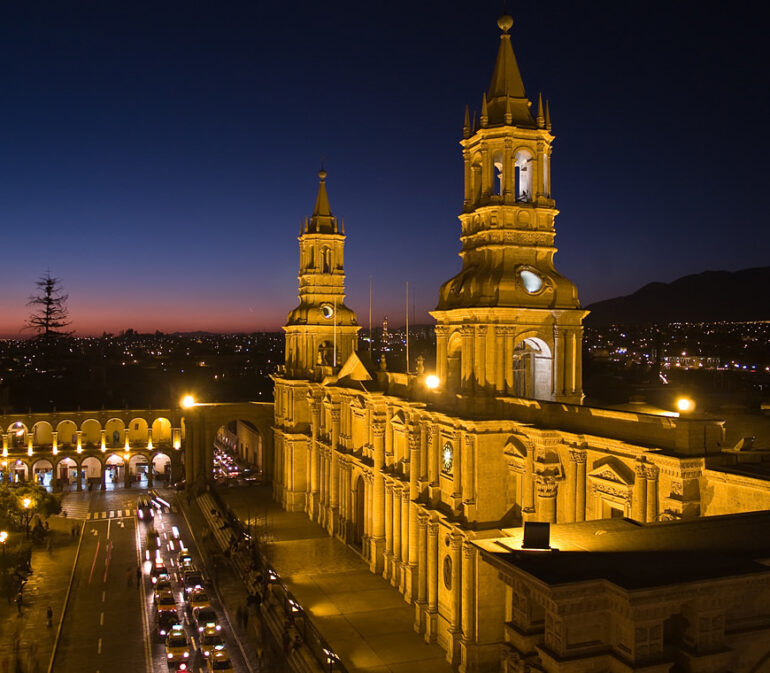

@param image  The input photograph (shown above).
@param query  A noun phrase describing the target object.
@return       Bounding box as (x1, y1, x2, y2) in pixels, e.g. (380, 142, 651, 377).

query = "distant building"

(272, 13, 770, 673)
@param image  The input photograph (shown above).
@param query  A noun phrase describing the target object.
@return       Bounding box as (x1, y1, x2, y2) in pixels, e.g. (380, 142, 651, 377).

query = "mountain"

(584, 267, 770, 325)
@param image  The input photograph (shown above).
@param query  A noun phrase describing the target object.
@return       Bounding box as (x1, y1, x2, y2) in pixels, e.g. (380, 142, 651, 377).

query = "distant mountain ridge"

(584, 267, 770, 325)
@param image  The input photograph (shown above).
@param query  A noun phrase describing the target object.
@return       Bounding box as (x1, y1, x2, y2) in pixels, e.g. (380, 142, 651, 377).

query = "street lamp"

(181, 395, 196, 409)
(22, 498, 32, 538)
(676, 397, 695, 414)
(425, 374, 440, 390)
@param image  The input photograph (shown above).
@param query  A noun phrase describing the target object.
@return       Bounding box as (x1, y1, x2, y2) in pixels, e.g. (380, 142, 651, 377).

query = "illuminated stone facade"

(272, 14, 770, 673)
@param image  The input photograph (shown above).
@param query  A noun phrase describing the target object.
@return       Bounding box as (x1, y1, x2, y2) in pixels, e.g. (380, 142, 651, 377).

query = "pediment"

(336, 351, 374, 382)
(390, 411, 407, 428)
(503, 435, 528, 460)
(588, 460, 633, 486)
(348, 395, 367, 411)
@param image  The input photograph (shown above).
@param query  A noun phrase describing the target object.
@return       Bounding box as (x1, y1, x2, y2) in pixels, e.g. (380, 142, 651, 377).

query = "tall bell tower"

(431, 14, 587, 404)
(284, 170, 359, 379)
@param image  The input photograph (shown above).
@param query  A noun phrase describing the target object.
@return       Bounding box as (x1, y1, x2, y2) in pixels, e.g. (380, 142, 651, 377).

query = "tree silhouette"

(26, 272, 72, 339)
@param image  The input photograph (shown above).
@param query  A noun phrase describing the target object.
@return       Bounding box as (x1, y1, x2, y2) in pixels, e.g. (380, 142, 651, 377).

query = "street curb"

(47, 522, 85, 673)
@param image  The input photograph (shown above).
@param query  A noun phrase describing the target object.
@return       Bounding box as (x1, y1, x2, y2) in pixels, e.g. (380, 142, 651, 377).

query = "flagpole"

(369, 276, 373, 357)
(405, 281, 409, 373)
(333, 296, 337, 368)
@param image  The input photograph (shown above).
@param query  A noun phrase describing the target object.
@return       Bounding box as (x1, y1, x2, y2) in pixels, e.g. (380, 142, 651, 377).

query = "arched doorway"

(56, 457, 78, 488)
(512, 336, 553, 400)
(353, 475, 365, 548)
(105, 453, 126, 489)
(152, 453, 172, 485)
(81, 419, 102, 447)
(81, 456, 103, 490)
(32, 458, 54, 488)
(56, 420, 78, 448)
(128, 453, 149, 486)
(8, 422, 28, 450)
(104, 419, 126, 449)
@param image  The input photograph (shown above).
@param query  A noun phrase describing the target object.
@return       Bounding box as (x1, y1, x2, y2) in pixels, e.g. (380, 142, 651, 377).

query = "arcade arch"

(56, 420, 78, 447)
(32, 422, 53, 446)
(446, 332, 463, 391)
(81, 419, 101, 446)
(512, 336, 552, 400)
(104, 419, 126, 448)
(152, 418, 172, 443)
(105, 453, 126, 488)
(8, 422, 28, 449)
(55, 457, 77, 486)
(81, 456, 102, 486)
(128, 418, 149, 445)
(31, 458, 54, 487)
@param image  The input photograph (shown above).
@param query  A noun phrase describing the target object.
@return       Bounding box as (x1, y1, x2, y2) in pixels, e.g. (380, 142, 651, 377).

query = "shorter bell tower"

(284, 170, 359, 379)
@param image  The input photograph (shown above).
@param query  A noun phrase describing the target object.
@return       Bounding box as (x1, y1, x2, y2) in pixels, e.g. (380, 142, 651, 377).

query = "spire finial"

(463, 105, 471, 138)
(545, 100, 552, 131)
(497, 14, 513, 35)
(481, 92, 488, 128)
(504, 88, 512, 125)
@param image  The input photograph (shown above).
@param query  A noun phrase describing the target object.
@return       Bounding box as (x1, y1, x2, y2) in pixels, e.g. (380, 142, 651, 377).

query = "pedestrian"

(15, 592, 22, 615)
(46, 606, 53, 627)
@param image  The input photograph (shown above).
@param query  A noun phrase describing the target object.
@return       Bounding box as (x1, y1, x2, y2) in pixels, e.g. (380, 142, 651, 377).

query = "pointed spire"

(488, 14, 526, 100)
(471, 110, 477, 133)
(480, 92, 488, 128)
(545, 100, 551, 131)
(536, 93, 544, 128)
(313, 168, 332, 218)
(463, 105, 471, 138)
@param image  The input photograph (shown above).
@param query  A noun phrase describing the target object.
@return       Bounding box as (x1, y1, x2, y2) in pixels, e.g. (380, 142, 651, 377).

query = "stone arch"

(11, 457, 30, 482)
(8, 422, 28, 449)
(32, 421, 54, 447)
(104, 418, 126, 448)
(56, 420, 78, 447)
(152, 452, 172, 483)
(54, 456, 78, 486)
(31, 458, 54, 487)
(151, 417, 172, 444)
(81, 419, 102, 446)
(81, 456, 103, 485)
(104, 452, 127, 488)
(317, 340, 336, 367)
(492, 149, 504, 196)
(446, 331, 463, 391)
(127, 418, 149, 445)
(128, 452, 150, 484)
(513, 147, 534, 202)
(512, 334, 552, 400)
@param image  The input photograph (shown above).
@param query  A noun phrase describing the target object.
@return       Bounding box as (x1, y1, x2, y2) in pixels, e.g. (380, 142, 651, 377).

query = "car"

(137, 497, 155, 521)
(192, 606, 222, 633)
(198, 625, 224, 658)
(180, 568, 204, 594)
(157, 608, 182, 640)
(153, 577, 173, 601)
(156, 589, 177, 614)
(177, 549, 193, 569)
(205, 649, 234, 673)
(186, 587, 211, 612)
(151, 562, 170, 585)
(165, 624, 191, 667)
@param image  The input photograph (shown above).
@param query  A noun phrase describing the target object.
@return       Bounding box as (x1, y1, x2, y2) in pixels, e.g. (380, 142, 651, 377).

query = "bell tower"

(431, 14, 587, 404)
(284, 170, 359, 379)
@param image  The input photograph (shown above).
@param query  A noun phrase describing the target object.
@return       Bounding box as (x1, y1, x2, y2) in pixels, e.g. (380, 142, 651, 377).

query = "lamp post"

(22, 498, 32, 538)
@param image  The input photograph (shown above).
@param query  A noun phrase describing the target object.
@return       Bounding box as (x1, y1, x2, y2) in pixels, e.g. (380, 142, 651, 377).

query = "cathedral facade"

(272, 15, 770, 673)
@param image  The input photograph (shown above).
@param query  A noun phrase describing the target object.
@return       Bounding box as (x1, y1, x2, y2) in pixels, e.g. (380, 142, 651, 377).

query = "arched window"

(512, 337, 552, 400)
(514, 151, 533, 202)
(322, 247, 332, 273)
(471, 154, 482, 203)
(492, 151, 504, 196)
(446, 332, 463, 391)
(308, 246, 314, 270)
(317, 341, 336, 367)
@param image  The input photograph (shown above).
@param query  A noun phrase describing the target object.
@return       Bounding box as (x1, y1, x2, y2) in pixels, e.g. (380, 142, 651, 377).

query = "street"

(53, 489, 250, 673)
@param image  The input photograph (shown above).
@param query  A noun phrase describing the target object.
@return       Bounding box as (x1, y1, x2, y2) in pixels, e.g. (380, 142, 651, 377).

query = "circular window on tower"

(519, 268, 544, 294)
(320, 303, 335, 319)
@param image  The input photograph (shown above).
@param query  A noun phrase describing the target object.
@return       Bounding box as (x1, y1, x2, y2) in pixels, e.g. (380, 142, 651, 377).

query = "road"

(53, 489, 249, 673)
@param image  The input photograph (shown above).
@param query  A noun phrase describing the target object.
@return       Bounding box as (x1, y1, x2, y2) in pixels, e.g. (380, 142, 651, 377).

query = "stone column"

(400, 488, 410, 596)
(632, 461, 647, 522)
(553, 327, 566, 399)
(462, 434, 475, 508)
(418, 424, 428, 484)
(406, 431, 420, 600)
(370, 418, 386, 573)
(536, 475, 558, 523)
(309, 398, 321, 519)
(426, 521, 439, 642)
(461, 327, 473, 392)
(646, 465, 659, 523)
(415, 512, 429, 630)
(460, 541, 476, 660)
(574, 450, 586, 522)
(392, 484, 402, 586)
(448, 533, 463, 661)
(100, 461, 106, 491)
(383, 482, 394, 580)
(566, 451, 578, 523)
(475, 326, 486, 391)
(504, 329, 514, 394)
(428, 425, 438, 488)
(435, 326, 448, 383)
(522, 444, 536, 519)
(329, 405, 341, 535)
(495, 327, 505, 394)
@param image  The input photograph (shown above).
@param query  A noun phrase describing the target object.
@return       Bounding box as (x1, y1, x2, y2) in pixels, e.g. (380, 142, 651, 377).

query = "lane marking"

(88, 539, 101, 585)
(97, 638, 102, 655)
(99, 612, 104, 626)
(107, 518, 111, 540)
(134, 517, 153, 673)
(101, 591, 105, 602)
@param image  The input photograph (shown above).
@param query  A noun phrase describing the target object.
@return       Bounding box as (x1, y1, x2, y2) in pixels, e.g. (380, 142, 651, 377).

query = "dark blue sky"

(1, 1, 767, 335)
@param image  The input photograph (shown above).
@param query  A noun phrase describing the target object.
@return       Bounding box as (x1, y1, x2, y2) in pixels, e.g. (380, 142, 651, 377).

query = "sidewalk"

(218, 485, 454, 673)
(179, 491, 304, 673)
(0, 514, 81, 673)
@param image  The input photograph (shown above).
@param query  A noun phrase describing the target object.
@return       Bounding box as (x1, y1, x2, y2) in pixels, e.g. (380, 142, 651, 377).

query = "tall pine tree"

(26, 272, 72, 339)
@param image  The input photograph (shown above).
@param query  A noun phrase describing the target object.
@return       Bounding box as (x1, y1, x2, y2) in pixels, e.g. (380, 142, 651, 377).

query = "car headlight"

(198, 626, 204, 632)
(183, 651, 189, 658)
(167, 653, 173, 659)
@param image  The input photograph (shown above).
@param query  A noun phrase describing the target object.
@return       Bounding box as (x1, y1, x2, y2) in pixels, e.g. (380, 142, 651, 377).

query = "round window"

(519, 269, 543, 293)
(320, 304, 335, 319)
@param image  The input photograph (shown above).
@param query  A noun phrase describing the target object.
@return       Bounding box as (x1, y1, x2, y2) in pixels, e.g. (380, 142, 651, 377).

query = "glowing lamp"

(181, 395, 196, 409)
(676, 397, 695, 413)
(22, 498, 31, 509)
(425, 374, 440, 390)
(0, 531, 8, 543)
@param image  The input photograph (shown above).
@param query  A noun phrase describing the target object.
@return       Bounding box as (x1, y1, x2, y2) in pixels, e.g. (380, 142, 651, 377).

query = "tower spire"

(536, 93, 544, 128)
(480, 92, 488, 128)
(309, 168, 337, 233)
(545, 100, 552, 130)
(463, 105, 471, 138)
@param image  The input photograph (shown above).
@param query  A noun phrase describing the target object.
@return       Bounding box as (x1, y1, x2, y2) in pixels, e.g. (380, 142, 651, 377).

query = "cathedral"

(272, 14, 770, 673)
